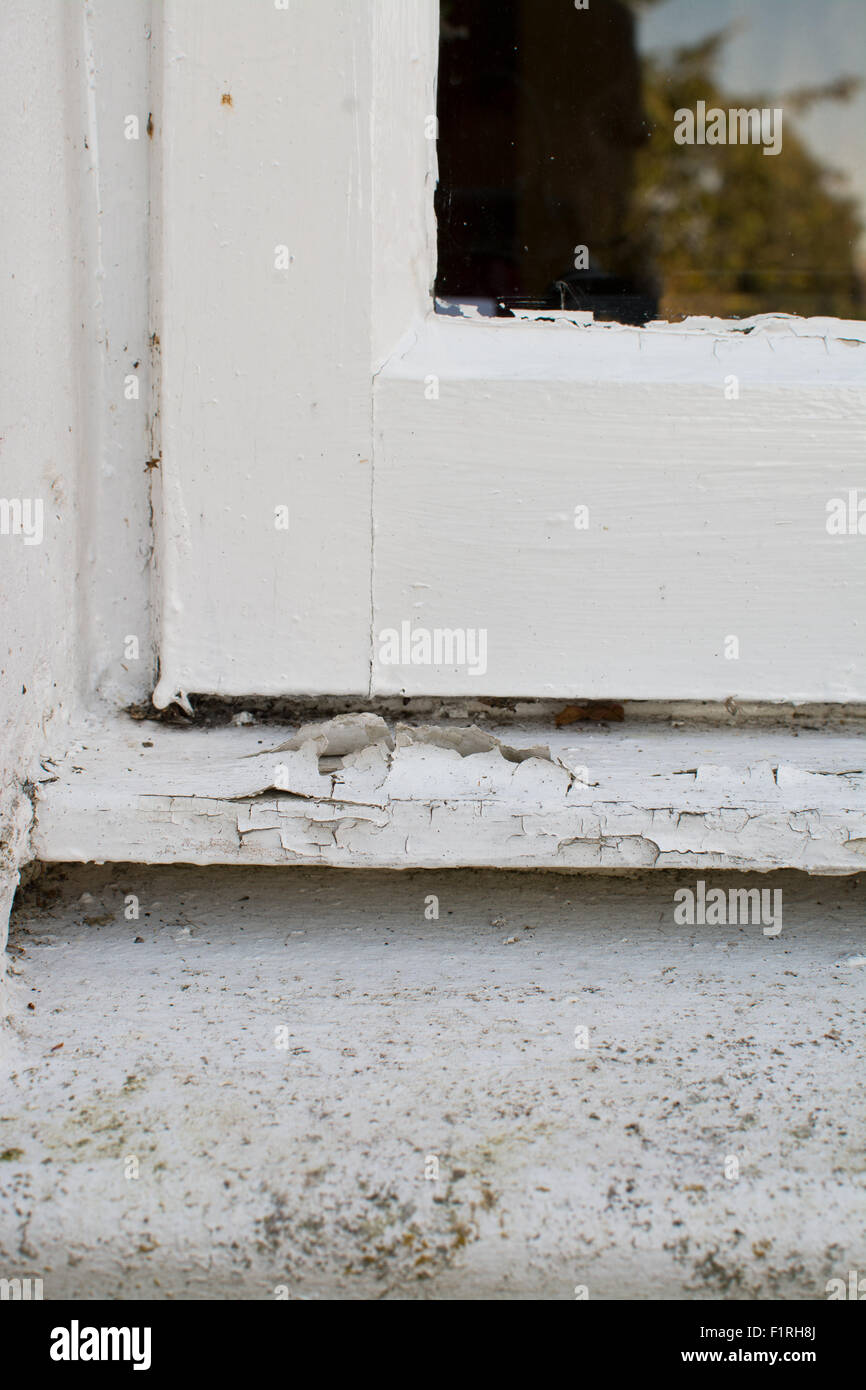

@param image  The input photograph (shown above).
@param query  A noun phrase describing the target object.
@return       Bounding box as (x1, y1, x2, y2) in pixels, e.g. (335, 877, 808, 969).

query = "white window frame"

(150, 0, 866, 708)
(4, 0, 864, 886)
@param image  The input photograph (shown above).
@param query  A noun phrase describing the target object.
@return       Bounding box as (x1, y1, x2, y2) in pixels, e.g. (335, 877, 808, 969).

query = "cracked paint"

(30, 714, 866, 873)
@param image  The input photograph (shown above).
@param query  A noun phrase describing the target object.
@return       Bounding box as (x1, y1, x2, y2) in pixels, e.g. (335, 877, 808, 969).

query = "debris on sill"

(124, 695, 866, 732)
(555, 701, 625, 726)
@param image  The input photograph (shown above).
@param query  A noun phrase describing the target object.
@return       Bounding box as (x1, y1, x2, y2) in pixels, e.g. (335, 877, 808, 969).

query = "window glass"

(435, 0, 866, 321)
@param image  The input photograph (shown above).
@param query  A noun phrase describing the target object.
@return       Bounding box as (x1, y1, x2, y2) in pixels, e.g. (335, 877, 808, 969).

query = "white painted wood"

(373, 315, 866, 699)
(150, 0, 377, 706)
(77, 0, 155, 707)
(33, 713, 866, 873)
(371, 0, 438, 370)
(5, 2, 863, 894)
(145, 0, 864, 706)
(0, 1, 101, 952)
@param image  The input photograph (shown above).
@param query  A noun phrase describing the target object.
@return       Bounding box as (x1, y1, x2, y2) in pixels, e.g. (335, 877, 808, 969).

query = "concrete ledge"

(3, 865, 864, 1299)
(31, 713, 866, 873)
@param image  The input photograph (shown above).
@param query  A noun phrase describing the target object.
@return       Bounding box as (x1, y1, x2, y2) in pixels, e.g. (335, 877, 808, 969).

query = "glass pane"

(435, 0, 866, 321)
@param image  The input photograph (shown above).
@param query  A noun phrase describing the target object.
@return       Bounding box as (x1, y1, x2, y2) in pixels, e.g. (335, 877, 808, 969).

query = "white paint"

(146, 0, 864, 704)
(373, 314, 866, 698)
(0, 3, 157, 963)
(371, 0, 438, 369)
(33, 713, 866, 873)
(1, 2, 864, 909)
(76, 0, 155, 706)
(150, 0, 376, 705)
(0, 2, 99, 960)
(4, 864, 865, 1297)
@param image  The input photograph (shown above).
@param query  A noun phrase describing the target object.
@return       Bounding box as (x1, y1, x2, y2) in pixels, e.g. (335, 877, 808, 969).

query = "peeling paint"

(31, 715, 866, 874)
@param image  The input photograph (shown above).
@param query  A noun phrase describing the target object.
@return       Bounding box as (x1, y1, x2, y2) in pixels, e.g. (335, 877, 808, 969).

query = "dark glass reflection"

(435, 0, 866, 321)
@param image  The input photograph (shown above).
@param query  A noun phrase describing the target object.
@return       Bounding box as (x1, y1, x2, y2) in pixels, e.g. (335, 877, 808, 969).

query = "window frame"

(368, 0, 866, 701)
(149, 0, 866, 708)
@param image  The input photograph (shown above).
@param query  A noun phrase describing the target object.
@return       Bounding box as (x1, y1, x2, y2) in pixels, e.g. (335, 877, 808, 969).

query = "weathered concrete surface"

(1, 866, 864, 1300)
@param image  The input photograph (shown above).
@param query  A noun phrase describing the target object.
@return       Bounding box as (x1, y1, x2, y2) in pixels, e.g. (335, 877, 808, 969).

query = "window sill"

(31, 712, 866, 874)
